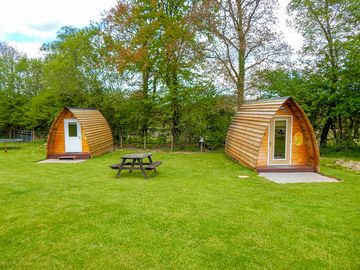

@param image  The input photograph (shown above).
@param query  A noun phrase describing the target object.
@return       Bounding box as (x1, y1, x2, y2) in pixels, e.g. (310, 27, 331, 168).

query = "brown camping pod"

(225, 97, 320, 172)
(46, 107, 113, 159)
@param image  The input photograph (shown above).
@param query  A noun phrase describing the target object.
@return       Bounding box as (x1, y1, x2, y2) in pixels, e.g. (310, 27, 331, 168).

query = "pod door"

(269, 116, 291, 165)
(64, 119, 82, 152)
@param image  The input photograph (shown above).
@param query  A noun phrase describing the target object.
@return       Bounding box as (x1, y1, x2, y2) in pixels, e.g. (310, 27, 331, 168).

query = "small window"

(68, 123, 78, 137)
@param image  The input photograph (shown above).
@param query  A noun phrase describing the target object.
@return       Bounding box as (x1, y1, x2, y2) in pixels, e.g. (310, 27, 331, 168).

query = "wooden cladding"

(47, 108, 113, 158)
(225, 97, 320, 172)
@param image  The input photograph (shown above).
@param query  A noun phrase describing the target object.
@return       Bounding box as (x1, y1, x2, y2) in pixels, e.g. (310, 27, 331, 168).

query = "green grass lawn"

(0, 143, 359, 269)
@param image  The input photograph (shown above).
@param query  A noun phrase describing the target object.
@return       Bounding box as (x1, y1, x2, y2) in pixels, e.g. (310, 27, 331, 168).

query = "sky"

(0, 0, 302, 58)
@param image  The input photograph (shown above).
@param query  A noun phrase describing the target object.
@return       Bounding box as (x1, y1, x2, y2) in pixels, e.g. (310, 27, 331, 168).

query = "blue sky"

(0, 0, 301, 58)
(4, 32, 52, 43)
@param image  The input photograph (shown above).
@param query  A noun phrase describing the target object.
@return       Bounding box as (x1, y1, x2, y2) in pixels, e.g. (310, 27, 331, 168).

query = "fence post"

(143, 132, 146, 150)
(170, 135, 174, 151)
(32, 130, 36, 141)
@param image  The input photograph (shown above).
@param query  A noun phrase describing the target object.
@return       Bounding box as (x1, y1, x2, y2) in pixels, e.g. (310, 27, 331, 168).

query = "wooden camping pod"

(225, 97, 320, 172)
(46, 108, 113, 159)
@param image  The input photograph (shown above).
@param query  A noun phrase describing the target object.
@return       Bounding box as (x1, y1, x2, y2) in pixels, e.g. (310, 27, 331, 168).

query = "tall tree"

(288, 0, 359, 146)
(0, 42, 43, 135)
(102, 0, 160, 136)
(198, 0, 288, 106)
(156, 0, 204, 139)
(41, 25, 110, 107)
(102, 0, 205, 140)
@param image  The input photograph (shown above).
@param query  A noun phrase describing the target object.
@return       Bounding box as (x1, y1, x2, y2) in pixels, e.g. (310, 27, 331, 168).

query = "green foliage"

(251, 0, 360, 148)
(102, 0, 210, 140)
(253, 64, 360, 148)
(321, 145, 360, 159)
(0, 0, 358, 150)
(0, 43, 44, 135)
(285, 0, 360, 147)
(0, 20, 232, 145)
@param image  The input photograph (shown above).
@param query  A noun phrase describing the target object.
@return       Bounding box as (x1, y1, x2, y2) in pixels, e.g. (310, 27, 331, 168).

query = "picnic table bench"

(110, 153, 162, 179)
(0, 139, 23, 152)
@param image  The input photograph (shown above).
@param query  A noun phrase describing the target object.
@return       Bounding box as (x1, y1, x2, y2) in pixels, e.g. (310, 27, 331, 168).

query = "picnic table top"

(121, 153, 152, 159)
(0, 139, 23, 143)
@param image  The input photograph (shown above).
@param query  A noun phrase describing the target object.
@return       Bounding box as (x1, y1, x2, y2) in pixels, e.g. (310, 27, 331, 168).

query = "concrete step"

(257, 165, 315, 172)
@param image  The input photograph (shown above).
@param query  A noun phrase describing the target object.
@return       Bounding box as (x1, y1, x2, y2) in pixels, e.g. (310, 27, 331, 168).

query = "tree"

(198, 0, 289, 107)
(251, 68, 332, 137)
(155, 0, 205, 139)
(102, 0, 160, 136)
(102, 0, 206, 140)
(0, 42, 43, 136)
(288, 0, 359, 146)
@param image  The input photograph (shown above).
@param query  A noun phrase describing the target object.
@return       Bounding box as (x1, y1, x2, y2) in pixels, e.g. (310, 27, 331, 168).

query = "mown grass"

(0, 143, 359, 269)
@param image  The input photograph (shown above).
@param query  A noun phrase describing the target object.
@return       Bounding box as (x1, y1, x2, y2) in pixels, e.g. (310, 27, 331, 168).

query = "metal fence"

(0, 130, 36, 142)
(14, 130, 34, 142)
(114, 130, 223, 151)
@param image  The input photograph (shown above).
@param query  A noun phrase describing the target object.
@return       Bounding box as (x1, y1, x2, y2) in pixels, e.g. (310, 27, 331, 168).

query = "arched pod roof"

(47, 107, 113, 158)
(225, 97, 319, 171)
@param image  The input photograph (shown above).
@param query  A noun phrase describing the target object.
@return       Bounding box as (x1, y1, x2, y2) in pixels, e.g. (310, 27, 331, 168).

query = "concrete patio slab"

(37, 159, 87, 164)
(259, 172, 339, 184)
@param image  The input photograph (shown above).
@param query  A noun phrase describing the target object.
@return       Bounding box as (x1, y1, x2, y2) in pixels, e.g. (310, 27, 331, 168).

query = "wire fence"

(1, 127, 225, 152)
(0, 130, 35, 142)
(114, 129, 224, 151)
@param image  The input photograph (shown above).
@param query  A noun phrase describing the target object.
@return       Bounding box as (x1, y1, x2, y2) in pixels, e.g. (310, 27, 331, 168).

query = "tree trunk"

(170, 73, 180, 140)
(237, 3, 245, 108)
(353, 118, 359, 139)
(141, 67, 150, 136)
(320, 117, 333, 147)
(338, 116, 343, 141)
(237, 71, 245, 107)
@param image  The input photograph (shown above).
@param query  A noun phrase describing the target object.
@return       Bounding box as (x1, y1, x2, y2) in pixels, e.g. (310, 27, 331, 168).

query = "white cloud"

(0, 0, 303, 58)
(0, 0, 117, 57)
(277, 0, 303, 51)
(8, 41, 43, 58)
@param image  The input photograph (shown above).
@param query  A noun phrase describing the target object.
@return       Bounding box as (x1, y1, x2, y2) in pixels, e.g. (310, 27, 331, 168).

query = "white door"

(64, 119, 82, 152)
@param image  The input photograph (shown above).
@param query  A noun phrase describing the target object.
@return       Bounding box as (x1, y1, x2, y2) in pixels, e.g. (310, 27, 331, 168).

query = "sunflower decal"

(294, 132, 303, 146)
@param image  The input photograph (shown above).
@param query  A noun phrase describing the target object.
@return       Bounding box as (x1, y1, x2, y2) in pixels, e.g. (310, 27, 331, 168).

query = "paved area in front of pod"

(37, 159, 87, 164)
(259, 172, 339, 184)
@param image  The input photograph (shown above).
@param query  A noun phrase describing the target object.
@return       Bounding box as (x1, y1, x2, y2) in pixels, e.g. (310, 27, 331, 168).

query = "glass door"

(269, 117, 291, 165)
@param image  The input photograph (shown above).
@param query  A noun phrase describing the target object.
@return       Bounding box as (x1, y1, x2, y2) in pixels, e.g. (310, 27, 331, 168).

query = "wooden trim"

(47, 153, 90, 159)
(268, 116, 292, 165)
(286, 99, 320, 172)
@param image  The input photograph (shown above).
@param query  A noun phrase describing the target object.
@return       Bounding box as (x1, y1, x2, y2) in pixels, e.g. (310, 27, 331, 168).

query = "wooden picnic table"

(110, 153, 162, 179)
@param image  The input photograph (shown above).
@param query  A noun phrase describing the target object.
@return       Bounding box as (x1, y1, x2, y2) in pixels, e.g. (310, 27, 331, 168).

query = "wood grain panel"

(226, 97, 319, 172)
(47, 108, 113, 158)
(256, 128, 269, 167)
(52, 110, 72, 154)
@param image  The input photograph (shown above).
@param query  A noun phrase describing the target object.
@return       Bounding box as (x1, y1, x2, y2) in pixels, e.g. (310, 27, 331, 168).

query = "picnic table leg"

(116, 159, 126, 178)
(138, 159, 148, 179)
(129, 159, 136, 173)
(147, 156, 157, 174)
